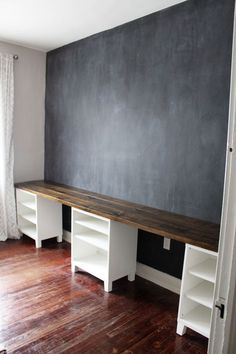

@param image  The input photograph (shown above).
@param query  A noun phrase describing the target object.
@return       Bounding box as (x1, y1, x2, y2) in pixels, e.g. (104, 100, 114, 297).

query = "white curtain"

(0, 53, 20, 241)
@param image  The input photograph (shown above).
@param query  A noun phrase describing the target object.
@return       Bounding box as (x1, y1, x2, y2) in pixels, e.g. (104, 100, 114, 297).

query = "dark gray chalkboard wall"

(45, 0, 234, 278)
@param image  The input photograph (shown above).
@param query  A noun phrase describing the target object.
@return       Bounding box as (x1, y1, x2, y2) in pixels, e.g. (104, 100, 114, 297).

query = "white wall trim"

(209, 4, 236, 352)
(63, 229, 181, 294)
(136, 262, 181, 294)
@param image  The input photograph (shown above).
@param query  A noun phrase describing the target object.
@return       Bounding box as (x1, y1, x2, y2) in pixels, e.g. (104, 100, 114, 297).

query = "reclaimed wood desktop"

(15, 180, 219, 252)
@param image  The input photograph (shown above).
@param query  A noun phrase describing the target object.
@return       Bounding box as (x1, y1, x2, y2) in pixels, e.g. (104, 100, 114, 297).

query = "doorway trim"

(208, 3, 236, 353)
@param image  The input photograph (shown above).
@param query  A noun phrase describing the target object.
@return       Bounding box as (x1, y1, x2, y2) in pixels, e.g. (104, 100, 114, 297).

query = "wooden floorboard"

(0, 237, 208, 354)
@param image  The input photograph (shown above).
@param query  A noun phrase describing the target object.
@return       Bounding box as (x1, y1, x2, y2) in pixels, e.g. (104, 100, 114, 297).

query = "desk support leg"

(71, 262, 77, 273)
(128, 272, 135, 282)
(104, 280, 113, 292)
(35, 239, 42, 248)
(57, 234, 63, 243)
(176, 321, 187, 336)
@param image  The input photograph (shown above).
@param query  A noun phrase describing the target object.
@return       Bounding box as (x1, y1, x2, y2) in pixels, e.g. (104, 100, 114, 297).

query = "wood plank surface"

(0, 237, 208, 353)
(15, 180, 219, 252)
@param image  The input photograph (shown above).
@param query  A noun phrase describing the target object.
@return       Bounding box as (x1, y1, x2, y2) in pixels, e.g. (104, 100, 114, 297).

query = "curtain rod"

(13, 55, 18, 60)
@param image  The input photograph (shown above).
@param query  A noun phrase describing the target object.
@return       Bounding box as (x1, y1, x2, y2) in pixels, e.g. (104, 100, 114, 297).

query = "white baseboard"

(63, 230, 71, 243)
(136, 262, 181, 294)
(63, 229, 181, 294)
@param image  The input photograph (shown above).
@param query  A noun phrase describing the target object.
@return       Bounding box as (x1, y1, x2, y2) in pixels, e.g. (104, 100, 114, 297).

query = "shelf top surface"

(189, 258, 217, 283)
(15, 180, 220, 252)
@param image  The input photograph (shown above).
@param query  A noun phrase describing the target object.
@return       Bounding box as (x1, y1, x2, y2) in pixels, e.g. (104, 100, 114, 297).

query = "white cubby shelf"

(181, 305, 211, 338)
(71, 207, 138, 292)
(177, 244, 218, 339)
(16, 188, 63, 248)
(189, 258, 216, 283)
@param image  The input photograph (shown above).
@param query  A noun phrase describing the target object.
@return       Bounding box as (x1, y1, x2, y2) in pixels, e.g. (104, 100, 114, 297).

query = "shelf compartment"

(189, 258, 217, 283)
(75, 232, 108, 251)
(18, 200, 36, 211)
(19, 212, 37, 225)
(186, 281, 214, 309)
(182, 305, 211, 338)
(74, 253, 107, 281)
(75, 219, 109, 235)
(20, 225, 37, 239)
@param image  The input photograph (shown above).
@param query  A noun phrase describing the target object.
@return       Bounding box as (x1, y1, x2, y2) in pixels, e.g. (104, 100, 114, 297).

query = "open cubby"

(71, 207, 138, 292)
(177, 244, 218, 338)
(16, 188, 63, 248)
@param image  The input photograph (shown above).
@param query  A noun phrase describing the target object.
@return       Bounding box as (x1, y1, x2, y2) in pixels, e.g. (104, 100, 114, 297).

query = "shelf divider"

(186, 281, 214, 309)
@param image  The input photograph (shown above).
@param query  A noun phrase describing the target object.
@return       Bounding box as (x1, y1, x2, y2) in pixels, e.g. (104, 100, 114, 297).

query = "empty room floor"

(0, 237, 207, 354)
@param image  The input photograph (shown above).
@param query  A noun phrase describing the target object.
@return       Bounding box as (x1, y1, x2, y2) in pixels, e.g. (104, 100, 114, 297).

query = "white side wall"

(0, 41, 46, 183)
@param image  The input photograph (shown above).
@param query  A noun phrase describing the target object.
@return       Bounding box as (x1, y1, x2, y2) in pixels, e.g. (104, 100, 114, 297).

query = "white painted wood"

(37, 196, 62, 241)
(177, 244, 218, 339)
(57, 235, 63, 243)
(16, 188, 63, 248)
(108, 221, 138, 284)
(66, 230, 181, 291)
(186, 281, 214, 309)
(75, 219, 108, 235)
(65, 231, 182, 294)
(20, 224, 36, 239)
(16, 189, 36, 206)
(19, 212, 37, 224)
(63, 229, 71, 243)
(189, 258, 217, 283)
(136, 262, 181, 294)
(209, 7, 236, 353)
(17, 203, 37, 226)
(71, 210, 77, 273)
(71, 207, 137, 292)
(75, 232, 108, 251)
(35, 239, 42, 248)
(182, 305, 211, 338)
(179, 295, 200, 320)
(128, 273, 136, 282)
(74, 253, 107, 281)
(176, 322, 187, 336)
(18, 200, 36, 211)
(104, 280, 113, 292)
(73, 208, 109, 222)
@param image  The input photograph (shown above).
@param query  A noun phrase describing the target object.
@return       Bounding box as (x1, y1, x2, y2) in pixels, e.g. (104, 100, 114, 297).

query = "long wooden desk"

(15, 180, 219, 252)
(16, 180, 220, 336)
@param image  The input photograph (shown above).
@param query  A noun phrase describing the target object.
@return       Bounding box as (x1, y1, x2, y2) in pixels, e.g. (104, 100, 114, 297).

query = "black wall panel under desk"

(137, 230, 185, 279)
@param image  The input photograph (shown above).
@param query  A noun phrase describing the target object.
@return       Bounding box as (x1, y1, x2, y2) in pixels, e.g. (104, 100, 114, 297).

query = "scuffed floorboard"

(0, 236, 207, 353)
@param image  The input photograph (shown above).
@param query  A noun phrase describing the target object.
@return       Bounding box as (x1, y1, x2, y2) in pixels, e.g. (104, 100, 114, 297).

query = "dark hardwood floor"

(0, 237, 208, 354)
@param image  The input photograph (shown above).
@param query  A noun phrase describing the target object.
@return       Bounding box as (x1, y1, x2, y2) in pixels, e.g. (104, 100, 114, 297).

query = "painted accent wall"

(0, 41, 46, 183)
(45, 0, 235, 278)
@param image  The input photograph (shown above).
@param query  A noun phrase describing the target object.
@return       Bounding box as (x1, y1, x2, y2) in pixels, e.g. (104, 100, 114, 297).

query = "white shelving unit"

(177, 244, 218, 338)
(71, 207, 138, 292)
(16, 188, 63, 248)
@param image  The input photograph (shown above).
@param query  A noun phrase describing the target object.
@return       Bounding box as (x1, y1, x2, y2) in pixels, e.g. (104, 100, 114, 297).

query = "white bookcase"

(16, 188, 62, 248)
(71, 207, 138, 292)
(177, 244, 218, 338)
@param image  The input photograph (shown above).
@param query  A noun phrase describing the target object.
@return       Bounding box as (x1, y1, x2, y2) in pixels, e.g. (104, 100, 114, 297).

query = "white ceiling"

(0, 0, 187, 52)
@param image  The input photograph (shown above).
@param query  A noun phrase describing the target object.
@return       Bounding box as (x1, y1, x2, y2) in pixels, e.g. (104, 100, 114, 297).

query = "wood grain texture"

(15, 180, 219, 251)
(0, 237, 208, 353)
